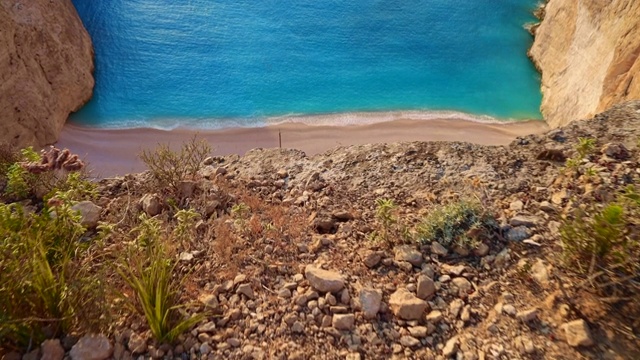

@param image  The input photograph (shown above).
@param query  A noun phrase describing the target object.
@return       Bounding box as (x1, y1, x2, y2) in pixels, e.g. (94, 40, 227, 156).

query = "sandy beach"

(57, 116, 548, 178)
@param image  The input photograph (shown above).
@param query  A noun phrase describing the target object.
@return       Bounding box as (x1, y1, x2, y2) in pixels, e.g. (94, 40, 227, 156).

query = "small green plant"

(583, 166, 597, 178)
(4, 147, 39, 199)
(564, 157, 581, 171)
(561, 201, 636, 275)
(140, 136, 212, 194)
(416, 199, 495, 250)
(374, 198, 398, 243)
(48, 172, 98, 202)
(231, 202, 250, 233)
(131, 213, 162, 248)
(118, 222, 203, 342)
(576, 137, 596, 159)
(0, 196, 104, 348)
(173, 208, 200, 243)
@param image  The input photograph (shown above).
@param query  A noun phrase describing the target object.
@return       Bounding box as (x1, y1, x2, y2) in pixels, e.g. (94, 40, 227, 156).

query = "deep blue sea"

(70, 0, 542, 129)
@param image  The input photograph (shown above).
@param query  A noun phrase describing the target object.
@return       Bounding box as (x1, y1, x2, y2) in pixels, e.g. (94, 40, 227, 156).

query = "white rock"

(198, 293, 219, 309)
(426, 310, 443, 323)
(442, 337, 459, 357)
(408, 326, 428, 338)
(332, 314, 355, 330)
(516, 308, 539, 322)
(71, 201, 102, 228)
(236, 283, 255, 299)
(389, 288, 428, 320)
(451, 277, 472, 297)
(449, 299, 465, 319)
(509, 215, 541, 228)
(394, 245, 423, 266)
(305, 265, 345, 293)
(431, 242, 448, 256)
(531, 259, 550, 285)
(502, 304, 517, 316)
(140, 193, 162, 216)
(561, 319, 594, 347)
(509, 200, 524, 211)
(416, 275, 436, 299)
(70, 335, 113, 360)
(359, 288, 382, 319)
(127, 332, 147, 354)
(400, 336, 420, 348)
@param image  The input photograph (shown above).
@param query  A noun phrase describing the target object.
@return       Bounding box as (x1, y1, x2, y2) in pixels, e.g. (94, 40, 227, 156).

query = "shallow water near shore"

(71, 0, 542, 129)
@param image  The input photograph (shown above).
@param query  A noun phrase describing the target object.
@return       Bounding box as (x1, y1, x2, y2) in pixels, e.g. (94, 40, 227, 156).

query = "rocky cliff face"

(0, 0, 94, 149)
(530, 0, 640, 128)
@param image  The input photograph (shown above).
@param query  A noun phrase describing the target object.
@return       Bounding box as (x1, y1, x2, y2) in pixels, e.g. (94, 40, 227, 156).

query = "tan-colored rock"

(530, 0, 640, 128)
(416, 275, 436, 300)
(332, 313, 355, 330)
(389, 288, 428, 320)
(561, 319, 595, 347)
(394, 245, 423, 266)
(304, 265, 345, 293)
(358, 288, 382, 319)
(0, 0, 94, 148)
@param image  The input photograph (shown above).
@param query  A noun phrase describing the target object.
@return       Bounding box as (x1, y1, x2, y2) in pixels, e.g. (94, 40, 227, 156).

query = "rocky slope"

(5, 102, 639, 360)
(530, 0, 640, 128)
(0, 0, 94, 149)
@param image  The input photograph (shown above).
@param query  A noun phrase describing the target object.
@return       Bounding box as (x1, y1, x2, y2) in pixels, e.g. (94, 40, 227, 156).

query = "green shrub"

(4, 147, 40, 199)
(0, 198, 104, 348)
(118, 216, 203, 342)
(561, 192, 640, 277)
(173, 208, 200, 244)
(416, 199, 496, 250)
(139, 136, 212, 194)
(576, 137, 596, 159)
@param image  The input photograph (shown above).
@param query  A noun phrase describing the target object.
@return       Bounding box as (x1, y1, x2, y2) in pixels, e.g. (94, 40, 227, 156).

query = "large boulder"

(0, 0, 94, 148)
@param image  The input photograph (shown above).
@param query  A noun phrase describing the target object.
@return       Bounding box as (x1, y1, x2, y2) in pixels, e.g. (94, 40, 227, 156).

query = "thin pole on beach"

(279, 130, 282, 149)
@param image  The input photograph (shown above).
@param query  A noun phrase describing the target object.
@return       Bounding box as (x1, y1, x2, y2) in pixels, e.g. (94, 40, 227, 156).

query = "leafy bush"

(4, 147, 40, 199)
(118, 216, 203, 342)
(416, 199, 496, 250)
(173, 208, 200, 244)
(561, 188, 640, 280)
(139, 136, 212, 194)
(0, 198, 104, 348)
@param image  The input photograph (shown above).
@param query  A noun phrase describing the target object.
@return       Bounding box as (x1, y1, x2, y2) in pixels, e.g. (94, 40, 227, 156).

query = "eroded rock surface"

(530, 0, 640, 127)
(0, 0, 94, 148)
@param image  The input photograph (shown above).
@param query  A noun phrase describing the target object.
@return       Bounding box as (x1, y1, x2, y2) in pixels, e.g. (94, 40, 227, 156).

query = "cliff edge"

(0, 0, 94, 149)
(530, 0, 640, 128)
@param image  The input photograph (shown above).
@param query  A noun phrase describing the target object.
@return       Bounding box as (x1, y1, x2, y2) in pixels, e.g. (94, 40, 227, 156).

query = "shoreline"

(57, 115, 549, 178)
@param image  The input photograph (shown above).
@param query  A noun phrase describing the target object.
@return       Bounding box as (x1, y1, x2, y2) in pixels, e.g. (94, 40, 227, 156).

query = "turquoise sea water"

(70, 0, 542, 129)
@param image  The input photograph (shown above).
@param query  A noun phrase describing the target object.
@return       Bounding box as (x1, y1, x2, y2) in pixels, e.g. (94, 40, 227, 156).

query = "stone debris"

(304, 265, 345, 293)
(561, 319, 595, 347)
(394, 245, 423, 266)
(359, 288, 382, 319)
(71, 201, 102, 228)
(389, 288, 428, 320)
(69, 335, 113, 360)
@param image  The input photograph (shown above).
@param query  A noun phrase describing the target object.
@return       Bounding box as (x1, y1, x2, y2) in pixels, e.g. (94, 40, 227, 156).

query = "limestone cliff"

(529, 0, 640, 128)
(0, 0, 94, 148)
